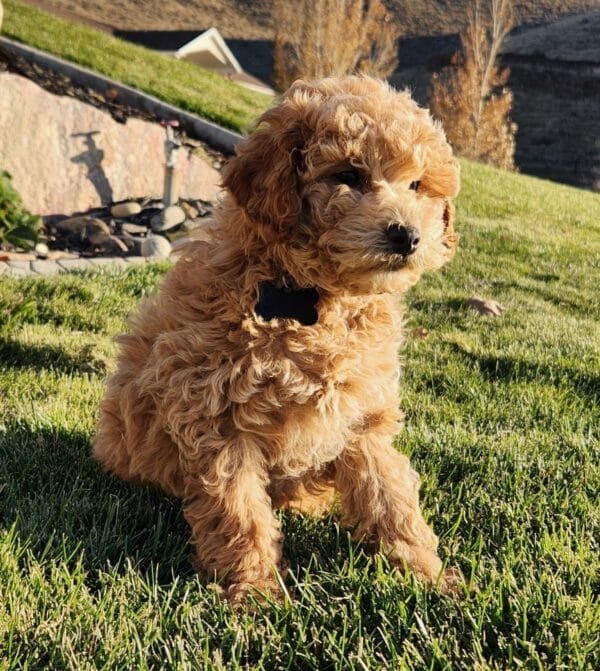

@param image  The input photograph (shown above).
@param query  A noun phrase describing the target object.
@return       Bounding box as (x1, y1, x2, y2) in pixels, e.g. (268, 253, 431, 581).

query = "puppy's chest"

(250, 296, 401, 390)
(246, 297, 403, 470)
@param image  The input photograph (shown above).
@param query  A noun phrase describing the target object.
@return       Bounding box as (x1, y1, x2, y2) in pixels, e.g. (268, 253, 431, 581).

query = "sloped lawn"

(2, 0, 271, 133)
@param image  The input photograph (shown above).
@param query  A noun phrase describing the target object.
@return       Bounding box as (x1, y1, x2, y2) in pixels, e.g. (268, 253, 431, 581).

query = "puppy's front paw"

(226, 577, 284, 607)
(438, 566, 472, 598)
(387, 543, 466, 597)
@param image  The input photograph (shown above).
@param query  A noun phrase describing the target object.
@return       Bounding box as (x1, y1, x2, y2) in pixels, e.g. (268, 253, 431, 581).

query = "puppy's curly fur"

(93, 77, 461, 601)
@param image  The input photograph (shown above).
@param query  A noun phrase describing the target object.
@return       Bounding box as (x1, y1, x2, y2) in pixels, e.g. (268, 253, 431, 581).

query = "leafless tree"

(273, 0, 400, 92)
(430, 0, 517, 170)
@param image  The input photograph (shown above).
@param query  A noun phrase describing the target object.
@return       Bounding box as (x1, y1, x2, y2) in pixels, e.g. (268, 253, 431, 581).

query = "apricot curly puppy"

(93, 76, 461, 602)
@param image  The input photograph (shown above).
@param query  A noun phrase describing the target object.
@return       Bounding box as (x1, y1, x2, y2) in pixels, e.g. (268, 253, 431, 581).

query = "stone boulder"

(0, 72, 223, 215)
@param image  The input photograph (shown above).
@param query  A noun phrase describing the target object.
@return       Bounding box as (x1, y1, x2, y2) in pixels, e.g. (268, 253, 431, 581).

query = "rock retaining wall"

(0, 71, 223, 215)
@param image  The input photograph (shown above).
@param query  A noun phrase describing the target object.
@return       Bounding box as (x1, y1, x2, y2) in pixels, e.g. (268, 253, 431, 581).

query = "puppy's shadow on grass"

(0, 422, 193, 585)
(0, 338, 108, 375)
(449, 343, 600, 401)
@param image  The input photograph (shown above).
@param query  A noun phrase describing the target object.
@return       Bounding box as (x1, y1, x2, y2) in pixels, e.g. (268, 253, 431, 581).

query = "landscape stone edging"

(0, 256, 166, 277)
(0, 36, 244, 154)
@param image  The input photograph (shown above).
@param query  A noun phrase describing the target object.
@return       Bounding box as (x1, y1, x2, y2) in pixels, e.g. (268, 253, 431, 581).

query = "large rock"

(0, 72, 223, 215)
(141, 235, 172, 258)
(502, 12, 600, 191)
(53, 215, 126, 253)
(151, 204, 186, 232)
(55, 215, 111, 242)
(110, 201, 142, 218)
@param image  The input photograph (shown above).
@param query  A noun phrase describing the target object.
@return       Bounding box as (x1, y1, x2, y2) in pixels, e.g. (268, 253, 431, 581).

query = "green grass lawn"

(1, 161, 599, 669)
(2, 0, 271, 133)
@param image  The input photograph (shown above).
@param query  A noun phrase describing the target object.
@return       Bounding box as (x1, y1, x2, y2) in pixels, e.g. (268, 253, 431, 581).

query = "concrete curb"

(0, 36, 245, 154)
(0, 256, 167, 277)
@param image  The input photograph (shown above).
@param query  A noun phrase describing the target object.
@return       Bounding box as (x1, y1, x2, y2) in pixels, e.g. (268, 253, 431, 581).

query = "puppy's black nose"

(385, 224, 421, 256)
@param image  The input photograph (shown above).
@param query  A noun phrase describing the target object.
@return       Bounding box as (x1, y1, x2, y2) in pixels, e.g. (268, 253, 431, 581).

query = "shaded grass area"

(0, 162, 599, 669)
(2, 0, 271, 133)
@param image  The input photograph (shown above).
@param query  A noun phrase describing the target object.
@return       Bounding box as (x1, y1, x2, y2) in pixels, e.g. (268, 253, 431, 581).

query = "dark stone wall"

(505, 56, 600, 191)
(391, 37, 600, 192)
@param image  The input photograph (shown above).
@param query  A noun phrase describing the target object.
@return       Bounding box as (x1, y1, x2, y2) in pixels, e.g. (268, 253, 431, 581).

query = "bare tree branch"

(430, 0, 517, 170)
(273, 0, 400, 92)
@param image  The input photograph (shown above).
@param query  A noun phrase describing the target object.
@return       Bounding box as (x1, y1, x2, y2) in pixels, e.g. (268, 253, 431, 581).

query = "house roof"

(113, 29, 200, 51)
(175, 27, 243, 73)
(113, 27, 274, 94)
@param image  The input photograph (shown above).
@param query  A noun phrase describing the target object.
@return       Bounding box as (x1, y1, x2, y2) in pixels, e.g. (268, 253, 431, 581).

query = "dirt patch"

(19, 0, 274, 39)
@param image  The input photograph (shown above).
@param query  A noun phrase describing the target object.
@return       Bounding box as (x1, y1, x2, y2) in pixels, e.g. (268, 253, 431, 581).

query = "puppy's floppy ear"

(222, 103, 307, 228)
(442, 199, 458, 259)
(429, 147, 459, 261)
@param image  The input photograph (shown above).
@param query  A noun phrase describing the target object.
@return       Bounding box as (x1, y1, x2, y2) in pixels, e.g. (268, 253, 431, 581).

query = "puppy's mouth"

(385, 254, 411, 270)
(363, 246, 413, 272)
(377, 252, 412, 272)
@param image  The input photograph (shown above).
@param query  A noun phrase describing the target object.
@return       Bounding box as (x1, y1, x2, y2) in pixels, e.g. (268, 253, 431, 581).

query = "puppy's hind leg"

(335, 410, 460, 594)
(93, 382, 184, 498)
(93, 382, 141, 484)
(182, 438, 284, 604)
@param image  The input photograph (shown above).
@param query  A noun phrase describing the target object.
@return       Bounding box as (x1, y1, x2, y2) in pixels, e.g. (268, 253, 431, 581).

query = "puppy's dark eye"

(409, 180, 421, 191)
(333, 170, 362, 188)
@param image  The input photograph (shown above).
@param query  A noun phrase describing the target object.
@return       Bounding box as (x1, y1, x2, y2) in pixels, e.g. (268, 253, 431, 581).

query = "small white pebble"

(34, 242, 49, 258)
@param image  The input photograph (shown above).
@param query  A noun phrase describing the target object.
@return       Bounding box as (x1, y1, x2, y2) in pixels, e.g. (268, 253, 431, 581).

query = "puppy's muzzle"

(385, 224, 421, 256)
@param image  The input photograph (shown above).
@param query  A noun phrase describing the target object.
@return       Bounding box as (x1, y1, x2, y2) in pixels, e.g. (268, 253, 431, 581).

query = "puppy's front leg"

(181, 440, 283, 603)
(336, 413, 458, 593)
